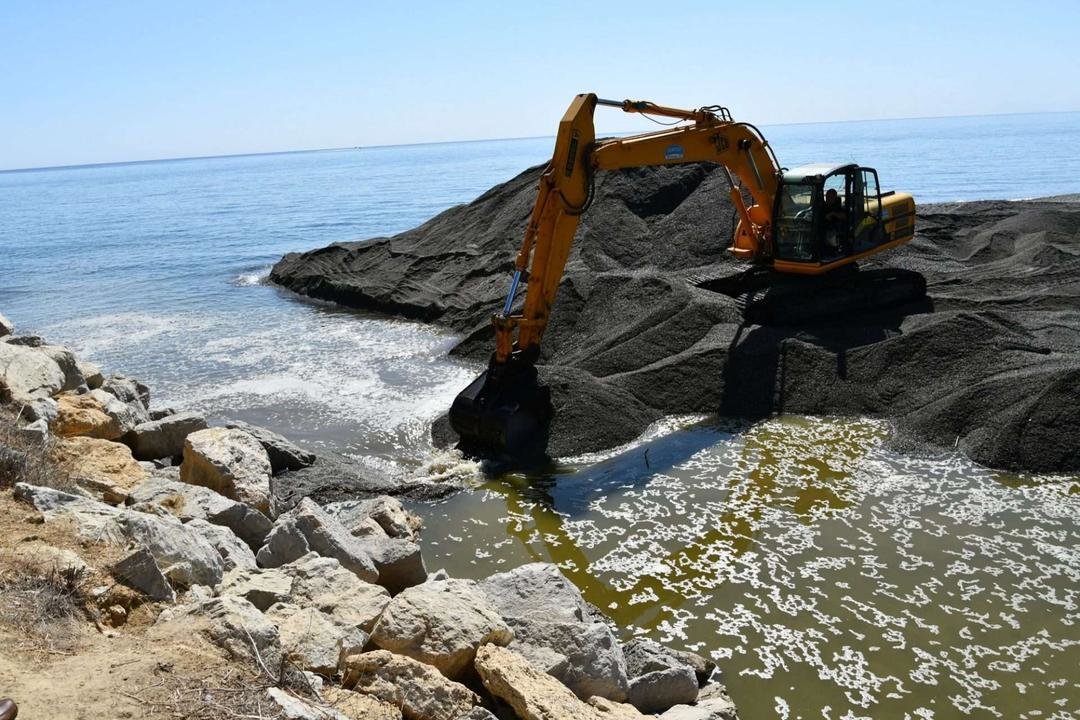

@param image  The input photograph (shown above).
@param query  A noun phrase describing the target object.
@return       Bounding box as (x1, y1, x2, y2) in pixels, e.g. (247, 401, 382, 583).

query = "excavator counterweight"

(448, 94, 917, 460)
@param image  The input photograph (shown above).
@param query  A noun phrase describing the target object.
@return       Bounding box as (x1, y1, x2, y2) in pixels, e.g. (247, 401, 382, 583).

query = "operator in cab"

(822, 188, 846, 258)
(823, 189, 845, 225)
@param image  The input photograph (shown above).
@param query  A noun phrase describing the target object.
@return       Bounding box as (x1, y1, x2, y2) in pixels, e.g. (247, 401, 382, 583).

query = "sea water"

(1, 111, 1078, 718)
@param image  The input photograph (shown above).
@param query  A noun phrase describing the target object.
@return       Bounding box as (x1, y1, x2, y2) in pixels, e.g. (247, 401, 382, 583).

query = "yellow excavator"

(449, 93, 917, 458)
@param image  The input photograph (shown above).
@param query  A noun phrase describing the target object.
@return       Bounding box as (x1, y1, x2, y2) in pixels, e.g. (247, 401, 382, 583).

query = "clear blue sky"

(2, 0, 1078, 170)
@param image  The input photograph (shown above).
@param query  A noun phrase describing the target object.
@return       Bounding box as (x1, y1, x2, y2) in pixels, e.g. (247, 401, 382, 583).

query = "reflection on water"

(418, 415, 1080, 720)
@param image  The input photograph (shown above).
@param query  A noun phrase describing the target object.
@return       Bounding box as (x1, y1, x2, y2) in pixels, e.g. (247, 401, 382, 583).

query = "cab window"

(852, 168, 884, 252)
(859, 169, 881, 218)
(774, 183, 816, 261)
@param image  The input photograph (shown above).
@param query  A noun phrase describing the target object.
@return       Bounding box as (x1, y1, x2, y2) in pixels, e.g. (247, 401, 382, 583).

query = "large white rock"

(14, 481, 126, 541)
(100, 374, 150, 414)
(325, 496, 422, 542)
(187, 518, 257, 571)
(622, 637, 704, 712)
(181, 427, 274, 516)
(38, 344, 85, 393)
(480, 562, 591, 622)
(127, 473, 273, 550)
(509, 619, 630, 702)
(0, 342, 65, 405)
(626, 666, 699, 714)
(158, 595, 282, 670)
(480, 563, 630, 701)
(371, 578, 512, 681)
(256, 498, 377, 583)
(267, 603, 368, 676)
(320, 499, 429, 593)
(220, 566, 294, 610)
(279, 552, 390, 633)
(623, 637, 715, 686)
(224, 420, 315, 473)
(77, 360, 104, 389)
(126, 411, 208, 461)
(14, 482, 223, 587)
(342, 650, 481, 720)
(356, 534, 427, 594)
(112, 547, 176, 602)
(116, 511, 224, 587)
(474, 645, 646, 720)
(87, 388, 144, 437)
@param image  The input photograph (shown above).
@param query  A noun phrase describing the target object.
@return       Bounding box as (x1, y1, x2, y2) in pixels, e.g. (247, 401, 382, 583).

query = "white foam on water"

(42, 311, 216, 357)
(557, 414, 712, 465)
(233, 267, 271, 286)
(471, 415, 1080, 719)
(42, 305, 480, 464)
(410, 447, 484, 486)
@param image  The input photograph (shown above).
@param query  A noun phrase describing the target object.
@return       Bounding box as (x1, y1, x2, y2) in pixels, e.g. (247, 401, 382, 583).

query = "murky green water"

(414, 416, 1080, 720)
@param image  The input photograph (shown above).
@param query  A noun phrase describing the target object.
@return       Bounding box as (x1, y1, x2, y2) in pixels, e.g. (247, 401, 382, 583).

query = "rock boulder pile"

(1, 317, 738, 719)
(271, 165, 1080, 472)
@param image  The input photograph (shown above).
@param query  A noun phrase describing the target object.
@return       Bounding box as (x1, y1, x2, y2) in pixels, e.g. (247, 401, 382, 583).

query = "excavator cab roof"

(782, 163, 858, 184)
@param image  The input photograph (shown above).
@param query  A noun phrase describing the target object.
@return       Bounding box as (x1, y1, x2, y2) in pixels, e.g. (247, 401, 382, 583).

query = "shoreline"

(0, 313, 738, 719)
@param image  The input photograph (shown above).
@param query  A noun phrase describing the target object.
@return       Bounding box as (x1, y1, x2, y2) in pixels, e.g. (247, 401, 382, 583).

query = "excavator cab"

(771, 164, 913, 274)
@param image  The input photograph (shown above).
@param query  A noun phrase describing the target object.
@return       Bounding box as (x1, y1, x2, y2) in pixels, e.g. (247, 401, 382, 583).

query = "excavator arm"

(450, 93, 782, 457)
(496, 93, 781, 363)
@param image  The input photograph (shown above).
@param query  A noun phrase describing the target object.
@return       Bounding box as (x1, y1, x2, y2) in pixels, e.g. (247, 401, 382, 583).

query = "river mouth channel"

(418, 415, 1080, 720)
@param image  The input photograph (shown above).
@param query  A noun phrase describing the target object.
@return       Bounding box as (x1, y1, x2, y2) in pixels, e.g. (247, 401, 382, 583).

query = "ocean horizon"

(4, 108, 1077, 175)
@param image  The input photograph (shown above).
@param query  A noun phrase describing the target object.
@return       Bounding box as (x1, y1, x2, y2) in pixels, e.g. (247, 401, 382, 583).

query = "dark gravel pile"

(272, 164, 1080, 472)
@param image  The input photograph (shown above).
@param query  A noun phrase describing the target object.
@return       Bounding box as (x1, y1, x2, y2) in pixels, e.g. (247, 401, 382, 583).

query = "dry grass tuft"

(135, 666, 283, 719)
(0, 556, 91, 652)
(0, 409, 76, 492)
(128, 655, 321, 719)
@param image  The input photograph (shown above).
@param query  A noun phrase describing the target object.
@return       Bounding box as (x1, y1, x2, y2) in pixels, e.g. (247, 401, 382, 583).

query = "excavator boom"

(492, 94, 780, 366)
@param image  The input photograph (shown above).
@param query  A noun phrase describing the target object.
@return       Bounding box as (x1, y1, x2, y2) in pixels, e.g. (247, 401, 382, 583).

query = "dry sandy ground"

(0, 493, 255, 720)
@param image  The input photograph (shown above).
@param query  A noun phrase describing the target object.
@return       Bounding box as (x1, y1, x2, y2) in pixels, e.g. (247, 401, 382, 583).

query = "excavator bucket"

(448, 360, 552, 460)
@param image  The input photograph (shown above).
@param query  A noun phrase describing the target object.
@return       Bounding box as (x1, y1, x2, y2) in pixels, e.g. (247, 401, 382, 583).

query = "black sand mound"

(271, 164, 1080, 472)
